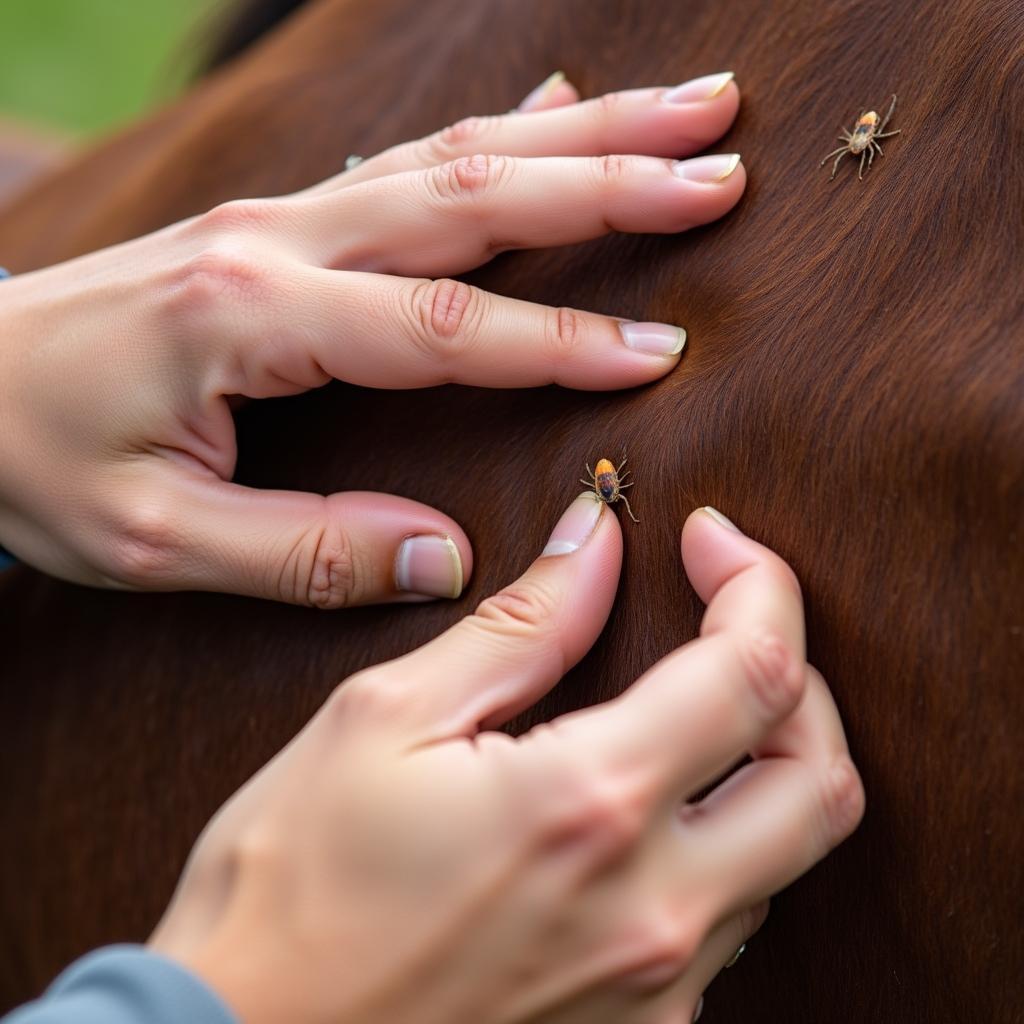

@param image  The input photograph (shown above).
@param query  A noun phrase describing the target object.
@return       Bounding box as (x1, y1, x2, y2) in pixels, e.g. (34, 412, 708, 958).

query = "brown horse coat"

(1, 0, 1022, 1020)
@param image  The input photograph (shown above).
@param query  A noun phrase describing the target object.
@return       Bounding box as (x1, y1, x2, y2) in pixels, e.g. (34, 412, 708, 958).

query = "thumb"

(339, 491, 623, 747)
(109, 473, 473, 608)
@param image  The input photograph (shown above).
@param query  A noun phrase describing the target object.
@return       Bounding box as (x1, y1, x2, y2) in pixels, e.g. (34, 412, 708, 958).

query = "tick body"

(581, 457, 639, 523)
(820, 94, 901, 180)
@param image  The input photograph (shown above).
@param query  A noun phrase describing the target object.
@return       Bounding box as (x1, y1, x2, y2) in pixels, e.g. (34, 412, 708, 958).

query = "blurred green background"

(0, 0, 214, 138)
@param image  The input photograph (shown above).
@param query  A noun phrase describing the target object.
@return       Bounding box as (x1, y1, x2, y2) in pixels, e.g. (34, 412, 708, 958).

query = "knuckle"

(232, 822, 286, 879)
(591, 152, 639, 189)
(616, 912, 701, 991)
(521, 726, 657, 860)
(328, 668, 407, 727)
(820, 755, 866, 842)
(544, 306, 587, 360)
(106, 498, 183, 585)
(554, 767, 652, 856)
(426, 115, 498, 162)
(166, 245, 271, 329)
(473, 578, 560, 636)
(594, 89, 624, 122)
(194, 197, 282, 236)
(282, 508, 363, 609)
(426, 153, 514, 203)
(736, 629, 806, 719)
(408, 278, 484, 358)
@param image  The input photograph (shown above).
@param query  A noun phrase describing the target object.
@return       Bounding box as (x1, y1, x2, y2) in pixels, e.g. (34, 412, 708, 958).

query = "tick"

(820, 94, 901, 180)
(581, 456, 639, 523)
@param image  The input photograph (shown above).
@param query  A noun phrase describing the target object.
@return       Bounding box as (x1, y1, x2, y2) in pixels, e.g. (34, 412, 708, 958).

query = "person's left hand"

(0, 71, 744, 606)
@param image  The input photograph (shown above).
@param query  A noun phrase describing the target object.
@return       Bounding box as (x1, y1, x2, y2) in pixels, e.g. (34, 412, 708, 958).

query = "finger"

(549, 508, 809, 799)
(329, 68, 581, 191)
(308, 73, 739, 191)
(296, 152, 745, 277)
(664, 902, 769, 1022)
(340, 492, 622, 746)
(101, 468, 473, 608)
(681, 506, 806, 658)
(228, 265, 687, 394)
(676, 698, 865, 912)
(516, 71, 581, 113)
(683, 509, 847, 765)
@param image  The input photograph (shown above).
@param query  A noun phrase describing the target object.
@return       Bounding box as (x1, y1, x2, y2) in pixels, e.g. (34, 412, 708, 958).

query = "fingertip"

(680, 505, 751, 603)
(322, 491, 474, 604)
(392, 514, 475, 602)
(545, 79, 582, 108)
(530, 491, 623, 663)
(517, 71, 580, 113)
(670, 154, 747, 226)
(651, 75, 741, 155)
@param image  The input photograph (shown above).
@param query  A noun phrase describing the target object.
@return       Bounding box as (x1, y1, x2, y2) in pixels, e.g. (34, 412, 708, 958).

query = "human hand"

(149, 500, 864, 1024)
(0, 71, 744, 607)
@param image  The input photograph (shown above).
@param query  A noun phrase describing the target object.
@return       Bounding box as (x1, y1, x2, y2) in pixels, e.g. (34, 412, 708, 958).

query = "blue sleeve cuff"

(2, 945, 237, 1024)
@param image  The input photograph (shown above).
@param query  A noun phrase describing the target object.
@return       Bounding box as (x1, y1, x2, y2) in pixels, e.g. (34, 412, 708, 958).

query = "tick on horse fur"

(581, 457, 639, 522)
(821, 94, 901, 180)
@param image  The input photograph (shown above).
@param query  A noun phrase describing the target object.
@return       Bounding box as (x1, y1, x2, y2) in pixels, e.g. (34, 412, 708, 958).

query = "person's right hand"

(149, 498, 864, 1024)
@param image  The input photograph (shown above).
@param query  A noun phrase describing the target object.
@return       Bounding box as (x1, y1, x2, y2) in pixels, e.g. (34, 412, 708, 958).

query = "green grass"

(0, 0, 213, 137)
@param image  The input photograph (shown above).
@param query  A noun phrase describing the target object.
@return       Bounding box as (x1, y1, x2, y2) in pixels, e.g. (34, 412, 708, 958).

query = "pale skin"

(1, 72, 865, 1022)
(151, 501, 864, 1024)
(0, 71, 745, 606)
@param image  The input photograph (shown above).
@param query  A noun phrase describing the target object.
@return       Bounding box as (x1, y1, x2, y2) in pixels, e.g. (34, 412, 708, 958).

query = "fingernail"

(673, 153, 742, 183)
(700, 505, 742, 533)
(395, 534, 464, 599)
(620, 321, 686, 356)
(518, 70, 566, 112)
(663, 71, 735, 103)
(693, 995, 705, 1021)
(541, 492, 604, 557)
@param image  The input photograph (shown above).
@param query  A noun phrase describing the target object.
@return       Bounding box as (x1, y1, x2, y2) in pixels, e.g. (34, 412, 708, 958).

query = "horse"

(1, 0, 1021, 1020)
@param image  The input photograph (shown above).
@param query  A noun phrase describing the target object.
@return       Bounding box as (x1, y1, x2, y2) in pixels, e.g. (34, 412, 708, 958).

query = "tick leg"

(618, 481, 634, 489)
(616, 457, 628, 473)
(579, 479, 594, 488)
(618, 469, 631, 481)
(858, 150, 867, 179)
(584, 463, 594, 480)
(872, 141, 883, 158)
(879, 94, 897, 132)
(875, 129, 901, 139)
(867, 146, 876, 172)
(828, 149, 848, 179)
(819, 146, 843, 174)
(619, 494, 640, 523)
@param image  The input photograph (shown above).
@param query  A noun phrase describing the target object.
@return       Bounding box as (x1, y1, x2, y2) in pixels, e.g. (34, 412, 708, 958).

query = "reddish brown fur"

(1, 0, 1022, 1020)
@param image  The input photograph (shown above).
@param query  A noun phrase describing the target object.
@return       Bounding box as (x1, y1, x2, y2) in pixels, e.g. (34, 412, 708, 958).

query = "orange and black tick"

(821, 94, 901, 180)
(581, 457, 639, 523)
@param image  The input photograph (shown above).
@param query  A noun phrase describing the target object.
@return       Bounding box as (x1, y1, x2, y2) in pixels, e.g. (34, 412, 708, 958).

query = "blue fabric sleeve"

(2, 945, 237, 1024)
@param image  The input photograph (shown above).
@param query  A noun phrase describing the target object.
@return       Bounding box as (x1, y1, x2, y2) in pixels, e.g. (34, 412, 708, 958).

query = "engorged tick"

(820, 94, 901, 181)
(581, 456, 639, 523)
